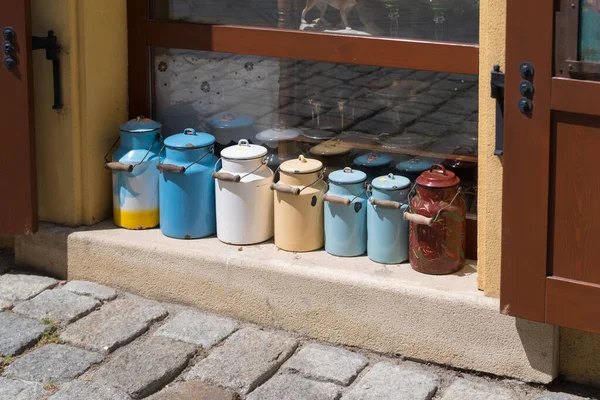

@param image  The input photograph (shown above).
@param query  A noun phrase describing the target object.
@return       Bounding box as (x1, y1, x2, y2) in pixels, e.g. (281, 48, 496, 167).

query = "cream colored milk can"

(271, 155, 326, 252)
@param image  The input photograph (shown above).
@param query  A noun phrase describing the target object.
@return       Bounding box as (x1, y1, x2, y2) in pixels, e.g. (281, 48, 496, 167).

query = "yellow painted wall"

(31, 0, 81, 225)
(29, 0, 127, 226)
(477, 0, 505, 297)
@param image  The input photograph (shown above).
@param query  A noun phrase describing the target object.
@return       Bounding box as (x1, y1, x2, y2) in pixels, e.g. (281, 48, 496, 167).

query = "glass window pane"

(581, 0, 600, 62)
(151, 0, 479, 43)
(153, 47, 478, 212)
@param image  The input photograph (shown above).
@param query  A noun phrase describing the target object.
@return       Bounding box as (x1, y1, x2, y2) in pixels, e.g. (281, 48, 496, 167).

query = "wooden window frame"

(127, 0, 479, 118)
(555, 0, 600, 79)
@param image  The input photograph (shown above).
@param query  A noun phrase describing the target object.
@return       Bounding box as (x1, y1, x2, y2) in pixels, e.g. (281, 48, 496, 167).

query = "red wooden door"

(501, 0, 600, 333)
(0, 0, 37, 234)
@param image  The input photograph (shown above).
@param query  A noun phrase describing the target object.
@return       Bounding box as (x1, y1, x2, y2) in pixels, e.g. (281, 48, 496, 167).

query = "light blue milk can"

(367, 173, 411, 264)
(324, 168, 368, 257)
(104, 117, 162, 230)
(157, 128, 218, 239)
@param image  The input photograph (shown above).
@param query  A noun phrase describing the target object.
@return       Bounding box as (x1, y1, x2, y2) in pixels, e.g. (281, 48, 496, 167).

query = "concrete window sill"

(16, 220, 557, 383)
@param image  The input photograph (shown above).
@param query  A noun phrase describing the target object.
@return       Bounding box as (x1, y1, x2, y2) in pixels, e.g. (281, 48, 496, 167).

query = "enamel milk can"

(324, 168, 368, 257)
(367, 173, 411, 264)
(404, 164, 466, 275)
(353, 152, 394, 181)
(157, 128, 218, 239)
(105, 117, 162, 230)
(255, 126, 301, 169)
(308, 140, 352, 179)
(213, 139, 274, 245)
(395, 157, 440, 182)
(271, 155, 326, 252)
(206, 112, 255, 154)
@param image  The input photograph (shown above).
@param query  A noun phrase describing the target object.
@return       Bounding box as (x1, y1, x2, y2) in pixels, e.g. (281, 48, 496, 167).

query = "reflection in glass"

(581, 0, 600, 62)
(153, 48, 478, 212)
(151, 0, 479, 43)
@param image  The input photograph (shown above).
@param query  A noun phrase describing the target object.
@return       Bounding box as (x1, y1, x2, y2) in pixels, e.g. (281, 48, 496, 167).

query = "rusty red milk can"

(403, 164, 466, 275)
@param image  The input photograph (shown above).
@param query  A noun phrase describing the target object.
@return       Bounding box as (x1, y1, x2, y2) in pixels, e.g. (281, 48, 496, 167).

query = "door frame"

(0, 0, 38, 234)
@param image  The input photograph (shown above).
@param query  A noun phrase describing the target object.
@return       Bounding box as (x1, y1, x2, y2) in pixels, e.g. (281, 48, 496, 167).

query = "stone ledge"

(18, 221, 558, 383)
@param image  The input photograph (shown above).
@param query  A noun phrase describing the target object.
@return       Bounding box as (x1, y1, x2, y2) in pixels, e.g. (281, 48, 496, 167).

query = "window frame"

(127, 0, 479, 118)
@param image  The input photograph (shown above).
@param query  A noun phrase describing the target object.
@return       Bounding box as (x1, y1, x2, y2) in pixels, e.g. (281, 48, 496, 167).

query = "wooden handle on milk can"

(212, 171, 241, 182)
(104, 162, 134, 173)
(323, 194, 351, 205)
(403, 212, 434, 226)
(369, 198, 402, 209)
(270, 183, 301, 196)
(156, 163, 186, 174)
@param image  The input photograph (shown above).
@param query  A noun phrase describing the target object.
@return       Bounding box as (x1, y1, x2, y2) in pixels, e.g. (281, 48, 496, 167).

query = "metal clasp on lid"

(238, 139, 250, 147)
(343, 167, 353, 173)
(183, 128, 196, 136)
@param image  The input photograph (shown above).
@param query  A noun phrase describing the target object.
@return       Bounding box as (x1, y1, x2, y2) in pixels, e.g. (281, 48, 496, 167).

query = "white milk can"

(213, 139, 274, 245)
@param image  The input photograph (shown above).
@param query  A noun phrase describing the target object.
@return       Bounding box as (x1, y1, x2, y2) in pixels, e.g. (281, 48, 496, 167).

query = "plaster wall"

(28, 0, 127, 226)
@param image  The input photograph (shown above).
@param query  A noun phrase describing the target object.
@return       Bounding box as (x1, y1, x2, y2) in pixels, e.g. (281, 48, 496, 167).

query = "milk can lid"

(395, 157, 440, 172)
(255, 126, 301, 142)
(309, 141, 351, 156)
(353, 152, 394, 168)
(301, 129, 337, 141)
(221, 139, 267, 160)
(371, 173, 411, 191)
(207, 112, 255, 129)
(328, 167, 367, 184)
(280, 155, 323, 174)
(164, 128, 215, 149)
(416, 164, 460, 188)
(120, 116, 162, 133)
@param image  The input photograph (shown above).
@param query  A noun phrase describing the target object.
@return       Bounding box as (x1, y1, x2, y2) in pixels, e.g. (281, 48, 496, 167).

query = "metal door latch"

(2, 26, 17, 70)
(32, 31, 62, 110)
(490, 65, 505, 156)
(2, 27, 62, 110)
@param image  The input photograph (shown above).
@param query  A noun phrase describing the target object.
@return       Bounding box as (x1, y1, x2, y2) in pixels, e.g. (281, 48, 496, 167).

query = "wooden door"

(0, 0, 37, 234)
(501, 0, 600, 333)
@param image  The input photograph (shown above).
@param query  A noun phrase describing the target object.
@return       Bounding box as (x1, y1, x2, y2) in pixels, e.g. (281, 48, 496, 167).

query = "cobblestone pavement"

(0, 254, 598, 399)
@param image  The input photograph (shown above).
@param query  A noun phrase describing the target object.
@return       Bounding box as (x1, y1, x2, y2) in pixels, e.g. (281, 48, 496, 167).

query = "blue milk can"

(367, 173, 411, 264)
(157, 128, 218, 239)
(353, 152, 394, 182)
(324, 168, 368, 257)
(104, 117, 162, 230)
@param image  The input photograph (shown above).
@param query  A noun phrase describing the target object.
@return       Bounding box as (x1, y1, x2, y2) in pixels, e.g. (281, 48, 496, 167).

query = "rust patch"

(186, 143, 194, 147)
(185, 235, 191, 239)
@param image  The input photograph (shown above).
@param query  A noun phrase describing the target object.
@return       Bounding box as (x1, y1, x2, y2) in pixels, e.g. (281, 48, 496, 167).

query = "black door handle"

(32, 30, 62, 110)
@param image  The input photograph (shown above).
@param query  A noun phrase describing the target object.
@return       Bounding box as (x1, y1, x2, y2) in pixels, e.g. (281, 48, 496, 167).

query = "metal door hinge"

(490, 65, 505, 156)
(32, 30, 62, 110)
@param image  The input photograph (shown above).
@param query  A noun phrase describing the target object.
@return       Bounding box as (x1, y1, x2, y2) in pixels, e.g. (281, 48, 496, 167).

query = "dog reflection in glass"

(301, 0, 383, 35)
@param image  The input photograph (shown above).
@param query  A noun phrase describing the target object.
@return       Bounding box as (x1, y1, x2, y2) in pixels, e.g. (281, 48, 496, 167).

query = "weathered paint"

(409, 184, 466, 275)
(580, 0, 600, 62)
